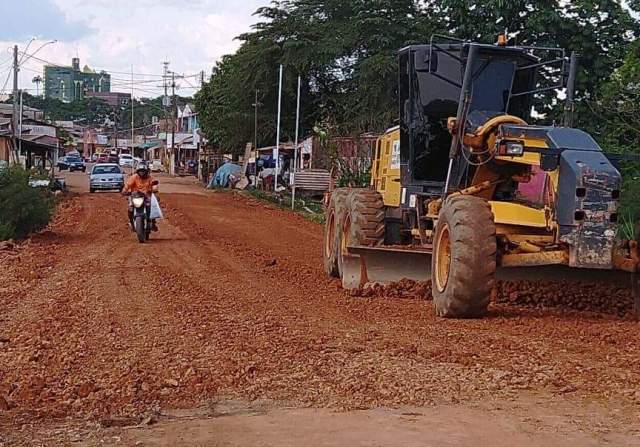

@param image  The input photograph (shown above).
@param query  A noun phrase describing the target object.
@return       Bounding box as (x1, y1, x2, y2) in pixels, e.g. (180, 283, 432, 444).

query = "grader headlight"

(502, 141, 525, 156)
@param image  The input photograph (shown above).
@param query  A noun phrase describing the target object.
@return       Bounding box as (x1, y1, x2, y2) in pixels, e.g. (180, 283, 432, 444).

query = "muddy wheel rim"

(325, 210, 335, 259)
(435, 223, 451, 293)
(340, 214, 351, 265)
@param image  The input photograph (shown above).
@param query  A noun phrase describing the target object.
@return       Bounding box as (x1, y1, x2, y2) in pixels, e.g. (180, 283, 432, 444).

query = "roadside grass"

(241, 188, 325, 224)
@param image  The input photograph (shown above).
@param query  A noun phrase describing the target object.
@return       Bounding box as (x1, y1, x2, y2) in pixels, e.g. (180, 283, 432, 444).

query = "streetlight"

(20, 39, 57, 66)
(19, 37, 36, 65)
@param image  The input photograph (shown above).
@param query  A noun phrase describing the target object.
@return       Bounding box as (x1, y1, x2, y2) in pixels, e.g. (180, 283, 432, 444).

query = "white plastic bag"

(149, 193, 164, 220)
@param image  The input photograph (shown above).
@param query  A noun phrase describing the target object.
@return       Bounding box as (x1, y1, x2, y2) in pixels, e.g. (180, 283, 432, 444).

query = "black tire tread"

(345, 189, 385, 247)
(323, 188, 351, 277)
(432, 195, 496, 318)
(135, 216, 146, 244)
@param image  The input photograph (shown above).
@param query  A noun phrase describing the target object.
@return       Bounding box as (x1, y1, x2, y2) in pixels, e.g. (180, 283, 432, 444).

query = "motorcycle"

(130, 191, 152, 243)
(125, 180, 160, 243)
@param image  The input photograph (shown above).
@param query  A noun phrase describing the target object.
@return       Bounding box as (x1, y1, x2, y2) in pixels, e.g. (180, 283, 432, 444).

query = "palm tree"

(32, 75, 43, 97)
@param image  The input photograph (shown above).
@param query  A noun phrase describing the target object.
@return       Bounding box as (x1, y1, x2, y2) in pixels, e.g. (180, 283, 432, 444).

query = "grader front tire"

(432, 195, 496, 318)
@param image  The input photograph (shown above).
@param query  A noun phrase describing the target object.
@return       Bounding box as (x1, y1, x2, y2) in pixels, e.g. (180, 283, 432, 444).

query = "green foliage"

(196, 0, 639, 155)
(7, 93, 193, 133)
(0, 166, 54, 240)
(582, 41, 640, 231)
(14, 93, 113, 125)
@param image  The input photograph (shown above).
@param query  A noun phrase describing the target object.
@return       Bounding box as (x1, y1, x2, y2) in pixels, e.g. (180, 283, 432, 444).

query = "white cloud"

(0, 0, 266, 97)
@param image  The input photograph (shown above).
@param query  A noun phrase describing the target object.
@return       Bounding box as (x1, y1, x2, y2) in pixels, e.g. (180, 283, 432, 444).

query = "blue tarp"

(208, 162, 242, 188)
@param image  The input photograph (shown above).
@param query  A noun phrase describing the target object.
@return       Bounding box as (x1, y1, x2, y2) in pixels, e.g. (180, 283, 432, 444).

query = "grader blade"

(342, 246, 432, 289)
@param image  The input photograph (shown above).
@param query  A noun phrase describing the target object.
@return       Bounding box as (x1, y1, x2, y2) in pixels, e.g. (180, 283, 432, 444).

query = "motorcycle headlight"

(132, 197, 145, 208)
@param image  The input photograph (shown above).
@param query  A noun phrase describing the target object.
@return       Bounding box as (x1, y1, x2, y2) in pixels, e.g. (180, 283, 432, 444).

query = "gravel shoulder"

(1, 173, 639, 445)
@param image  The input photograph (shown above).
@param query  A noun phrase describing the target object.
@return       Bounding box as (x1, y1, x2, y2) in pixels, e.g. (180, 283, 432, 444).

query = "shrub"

(616, 163, 640, 240)
(0, 165, 54, 240)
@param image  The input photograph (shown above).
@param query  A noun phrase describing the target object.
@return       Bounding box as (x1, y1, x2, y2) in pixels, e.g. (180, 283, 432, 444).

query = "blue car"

(66, 156, 86, 172)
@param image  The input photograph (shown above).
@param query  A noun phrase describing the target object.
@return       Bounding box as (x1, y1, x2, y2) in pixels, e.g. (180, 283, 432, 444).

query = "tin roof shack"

(167, 132, 201, 176)
(19, 134, 60, 172)
(0, 103, 44, 121)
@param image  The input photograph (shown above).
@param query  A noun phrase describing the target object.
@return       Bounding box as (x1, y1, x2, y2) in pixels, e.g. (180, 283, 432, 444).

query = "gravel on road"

(1, 183, 639, 436)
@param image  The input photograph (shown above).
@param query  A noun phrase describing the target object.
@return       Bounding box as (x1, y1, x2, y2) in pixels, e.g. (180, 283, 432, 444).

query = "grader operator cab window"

(399, 41, 551, 186)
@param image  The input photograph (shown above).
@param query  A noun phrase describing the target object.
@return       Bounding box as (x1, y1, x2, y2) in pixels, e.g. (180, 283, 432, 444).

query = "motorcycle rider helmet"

(136, 162, 150, 178)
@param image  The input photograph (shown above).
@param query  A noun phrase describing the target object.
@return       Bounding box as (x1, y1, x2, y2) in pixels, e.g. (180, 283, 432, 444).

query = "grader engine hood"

(501, 125, 622, 269)
(557, 150, 621, 268)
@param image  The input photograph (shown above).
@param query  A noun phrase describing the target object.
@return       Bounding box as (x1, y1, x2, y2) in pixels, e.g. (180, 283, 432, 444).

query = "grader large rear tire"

(323, 188, 350, 277)
(337, 189, 385, 277)
(432, 195, 496, 318)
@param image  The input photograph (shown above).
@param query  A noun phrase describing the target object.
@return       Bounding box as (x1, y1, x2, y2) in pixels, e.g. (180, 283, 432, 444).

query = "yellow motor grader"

(323, 36, 640, 318)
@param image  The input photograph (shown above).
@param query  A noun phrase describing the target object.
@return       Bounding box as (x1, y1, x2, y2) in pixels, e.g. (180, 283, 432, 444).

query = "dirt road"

(1, 172, 639, 446)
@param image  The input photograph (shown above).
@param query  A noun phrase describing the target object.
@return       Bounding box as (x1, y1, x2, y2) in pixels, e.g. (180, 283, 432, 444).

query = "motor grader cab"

(323, 36, 640, 319)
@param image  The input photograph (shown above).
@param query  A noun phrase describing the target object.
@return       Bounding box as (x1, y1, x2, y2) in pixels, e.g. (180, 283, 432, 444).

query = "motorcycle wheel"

(135, 215, 146, 243)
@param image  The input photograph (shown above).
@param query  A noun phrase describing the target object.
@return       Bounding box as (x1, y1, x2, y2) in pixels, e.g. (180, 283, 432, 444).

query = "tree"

(196, 0, 640, 155)
(584, 41, 640, 232)
(10, 93, 113, 125)
(439, 0, 639, 120)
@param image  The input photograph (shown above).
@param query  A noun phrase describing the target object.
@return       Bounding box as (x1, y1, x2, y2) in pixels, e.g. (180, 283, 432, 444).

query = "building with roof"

(44, 58, 111, 103)
(0, 103, 44, 121)
(177, 103, 198, 133)
(85, 91, 131, 108)
(0, 103, 62, 167)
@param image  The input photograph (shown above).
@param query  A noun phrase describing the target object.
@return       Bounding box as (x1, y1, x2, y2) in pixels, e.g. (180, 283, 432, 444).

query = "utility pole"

(162, 61, 170, 168)
(274, 65, 283, 192)
(12, 45, 19, 163)
(291, 75, 301, 210)
(131, 65, 134, 155)
(18, 90, 23, 165)
(252, 89, 262, 184)
(171, 71, 177, 175)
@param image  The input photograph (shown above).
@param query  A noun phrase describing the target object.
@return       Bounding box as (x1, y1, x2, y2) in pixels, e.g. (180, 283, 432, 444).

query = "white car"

(119, 154, 134, 167)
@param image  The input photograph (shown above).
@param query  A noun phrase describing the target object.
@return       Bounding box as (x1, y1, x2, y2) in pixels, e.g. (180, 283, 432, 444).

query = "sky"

(0, 0, 267, 97)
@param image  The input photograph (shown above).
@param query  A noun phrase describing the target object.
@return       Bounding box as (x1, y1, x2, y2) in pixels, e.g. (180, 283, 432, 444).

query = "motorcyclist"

(122, 162, 159, 231)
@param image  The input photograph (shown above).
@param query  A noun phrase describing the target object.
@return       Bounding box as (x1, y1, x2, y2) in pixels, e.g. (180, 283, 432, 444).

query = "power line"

(0, 70, 12, 94)
(24, 53, 204, 80)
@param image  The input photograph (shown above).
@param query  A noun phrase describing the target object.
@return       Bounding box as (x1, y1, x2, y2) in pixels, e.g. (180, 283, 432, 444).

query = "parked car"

(56, 156, 69, 170)
(119, 154, 134, 167)
(29, 176, 67, 192)
(66, 156, 86, 172)
(89, 163, 125, 193)
(91, 153, 99, 162)
(151, 159, 163, 172)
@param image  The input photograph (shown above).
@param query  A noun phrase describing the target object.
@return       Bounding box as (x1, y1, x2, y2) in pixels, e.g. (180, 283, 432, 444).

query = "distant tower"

(72, 57, 80, 71)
